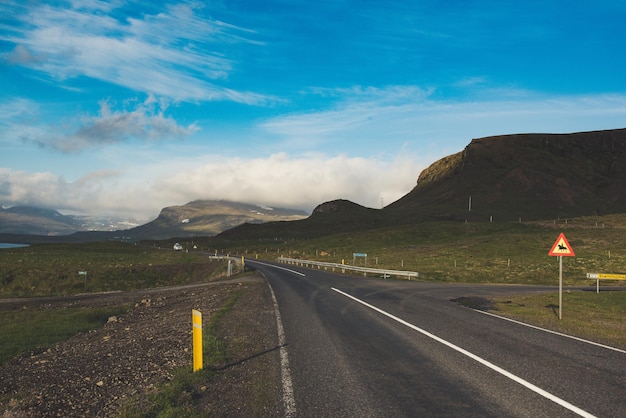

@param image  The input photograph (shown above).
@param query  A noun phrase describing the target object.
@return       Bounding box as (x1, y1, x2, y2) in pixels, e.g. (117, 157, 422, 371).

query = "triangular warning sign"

(548, 233, 575, 257)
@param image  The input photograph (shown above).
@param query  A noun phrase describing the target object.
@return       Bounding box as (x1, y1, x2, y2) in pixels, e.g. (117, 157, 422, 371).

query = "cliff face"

(387, 128, 626, 221)
(414, 152, 463, 187)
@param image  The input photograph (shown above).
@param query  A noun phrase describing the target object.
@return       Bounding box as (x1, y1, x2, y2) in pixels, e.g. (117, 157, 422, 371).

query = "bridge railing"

(276, 256, 418, 280)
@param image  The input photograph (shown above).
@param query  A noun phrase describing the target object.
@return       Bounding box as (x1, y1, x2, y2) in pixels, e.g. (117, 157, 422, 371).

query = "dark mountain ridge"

(220, 128, 626, 241)
(387, 128, 626, 222)
(216, 199, 385, 240)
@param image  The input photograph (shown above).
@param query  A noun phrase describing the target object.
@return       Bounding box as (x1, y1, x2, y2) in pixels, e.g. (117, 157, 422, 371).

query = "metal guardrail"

(276, 257, 418, 280)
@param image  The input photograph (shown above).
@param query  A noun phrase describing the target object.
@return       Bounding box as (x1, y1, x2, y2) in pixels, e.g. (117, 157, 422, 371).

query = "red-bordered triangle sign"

(548, 233, 575, 256)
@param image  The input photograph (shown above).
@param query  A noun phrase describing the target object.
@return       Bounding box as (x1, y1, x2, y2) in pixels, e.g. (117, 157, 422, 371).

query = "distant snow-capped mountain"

(0, 205, 140, 235)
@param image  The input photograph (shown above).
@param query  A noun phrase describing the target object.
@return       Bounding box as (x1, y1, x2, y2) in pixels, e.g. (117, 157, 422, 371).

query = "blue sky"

(1, 1, 626, 222)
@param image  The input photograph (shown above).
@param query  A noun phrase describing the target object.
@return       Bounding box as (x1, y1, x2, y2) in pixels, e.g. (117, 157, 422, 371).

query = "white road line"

(473, 309, 626, 354)
(250, 260, 306, 276)
(267, 282, 297, 417)
(332, 287, 597, 418)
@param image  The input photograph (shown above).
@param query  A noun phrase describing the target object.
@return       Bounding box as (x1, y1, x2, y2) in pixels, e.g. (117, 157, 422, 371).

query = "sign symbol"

(548, 233, 575, 257)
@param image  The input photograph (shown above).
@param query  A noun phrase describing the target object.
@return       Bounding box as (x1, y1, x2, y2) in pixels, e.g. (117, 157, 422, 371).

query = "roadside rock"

(0, 276, 281, 417)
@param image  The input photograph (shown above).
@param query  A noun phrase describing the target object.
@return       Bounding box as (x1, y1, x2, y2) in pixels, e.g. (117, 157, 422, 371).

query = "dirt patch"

(0, 274, 282, 417)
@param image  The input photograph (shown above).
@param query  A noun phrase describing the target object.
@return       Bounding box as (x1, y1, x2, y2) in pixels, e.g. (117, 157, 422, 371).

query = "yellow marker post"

(192, 309, 203, 371)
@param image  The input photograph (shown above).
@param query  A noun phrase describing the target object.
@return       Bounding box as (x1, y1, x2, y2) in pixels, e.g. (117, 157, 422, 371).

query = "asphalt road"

(247, 259, 626, 418)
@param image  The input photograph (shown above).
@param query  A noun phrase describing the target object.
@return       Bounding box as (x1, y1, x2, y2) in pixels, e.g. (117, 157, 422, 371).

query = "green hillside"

(204, 214, 626, 286)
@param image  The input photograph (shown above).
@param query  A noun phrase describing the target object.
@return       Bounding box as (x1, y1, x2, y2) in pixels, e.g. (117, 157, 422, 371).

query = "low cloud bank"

(0, 153, 423, 222)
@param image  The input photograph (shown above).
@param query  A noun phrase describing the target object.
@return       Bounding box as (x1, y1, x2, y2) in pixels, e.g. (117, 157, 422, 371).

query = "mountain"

(386, 128, 626, 222)
(0, 200, 307, 241)
(219, 128, 626, 241)
(0, 206, 77, 235)
(0, 205, 140, 236)
(125, 200, 308, 240)
(217, 199, 386, 240)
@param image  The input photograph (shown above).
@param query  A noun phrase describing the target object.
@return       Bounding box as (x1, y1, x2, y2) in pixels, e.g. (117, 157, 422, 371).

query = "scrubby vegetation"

(0, 241, 228, 297)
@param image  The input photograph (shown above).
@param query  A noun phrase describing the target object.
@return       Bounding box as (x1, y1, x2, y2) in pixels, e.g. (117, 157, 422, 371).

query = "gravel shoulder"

(0, 274, 282, 417)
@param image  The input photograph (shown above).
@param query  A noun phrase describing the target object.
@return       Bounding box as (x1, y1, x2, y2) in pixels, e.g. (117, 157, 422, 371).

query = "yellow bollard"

(192, 309, 203, 371)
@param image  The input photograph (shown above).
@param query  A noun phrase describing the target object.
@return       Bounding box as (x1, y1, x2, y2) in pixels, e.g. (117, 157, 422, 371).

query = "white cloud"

(4, 44, 43, 65)
(153, 152, 419, 210)
(261, 87, 626, 158)
(0, 153, 423, 220)
(7, 95, 199, 153)
(1, 1, 272, 104)
(0, 98, 49, 148)
(0, 97, 39, 123)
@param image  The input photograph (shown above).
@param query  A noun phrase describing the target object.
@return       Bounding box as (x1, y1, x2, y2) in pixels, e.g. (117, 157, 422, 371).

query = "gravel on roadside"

(0, 275, 282, 417)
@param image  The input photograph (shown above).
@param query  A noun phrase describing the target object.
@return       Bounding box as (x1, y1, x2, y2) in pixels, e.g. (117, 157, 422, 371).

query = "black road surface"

(247, 259, 625, 418)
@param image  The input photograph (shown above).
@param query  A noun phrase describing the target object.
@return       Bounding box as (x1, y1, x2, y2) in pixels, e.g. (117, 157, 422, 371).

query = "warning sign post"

(548, 233, 575, 319)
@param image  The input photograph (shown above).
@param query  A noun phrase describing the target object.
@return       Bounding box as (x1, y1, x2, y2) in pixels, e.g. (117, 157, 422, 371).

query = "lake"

(0, 243, 29, 249)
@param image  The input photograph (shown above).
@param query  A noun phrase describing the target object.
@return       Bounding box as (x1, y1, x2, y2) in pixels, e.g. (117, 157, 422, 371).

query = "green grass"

(0, 305, 129, 364)
(119, 367, 214, 418)
(0, 279, 242, 417)
(0, 240, 228, 367)
(489, 290, 626, 350)
(0, 241, 226, 297)
(201, 290, 241, 366)
(209, 216, 626, 286)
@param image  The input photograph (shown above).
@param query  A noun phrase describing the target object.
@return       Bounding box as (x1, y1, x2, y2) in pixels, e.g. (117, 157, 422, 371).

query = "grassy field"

(0, 241, 231, 366)
(489, 290, 626, 350)
(0, 241, 230, 298)
(210, 215, 626, 287)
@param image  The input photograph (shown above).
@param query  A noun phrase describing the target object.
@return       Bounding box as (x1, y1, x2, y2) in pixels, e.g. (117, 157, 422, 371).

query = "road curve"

(247, 259, 625, 417)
